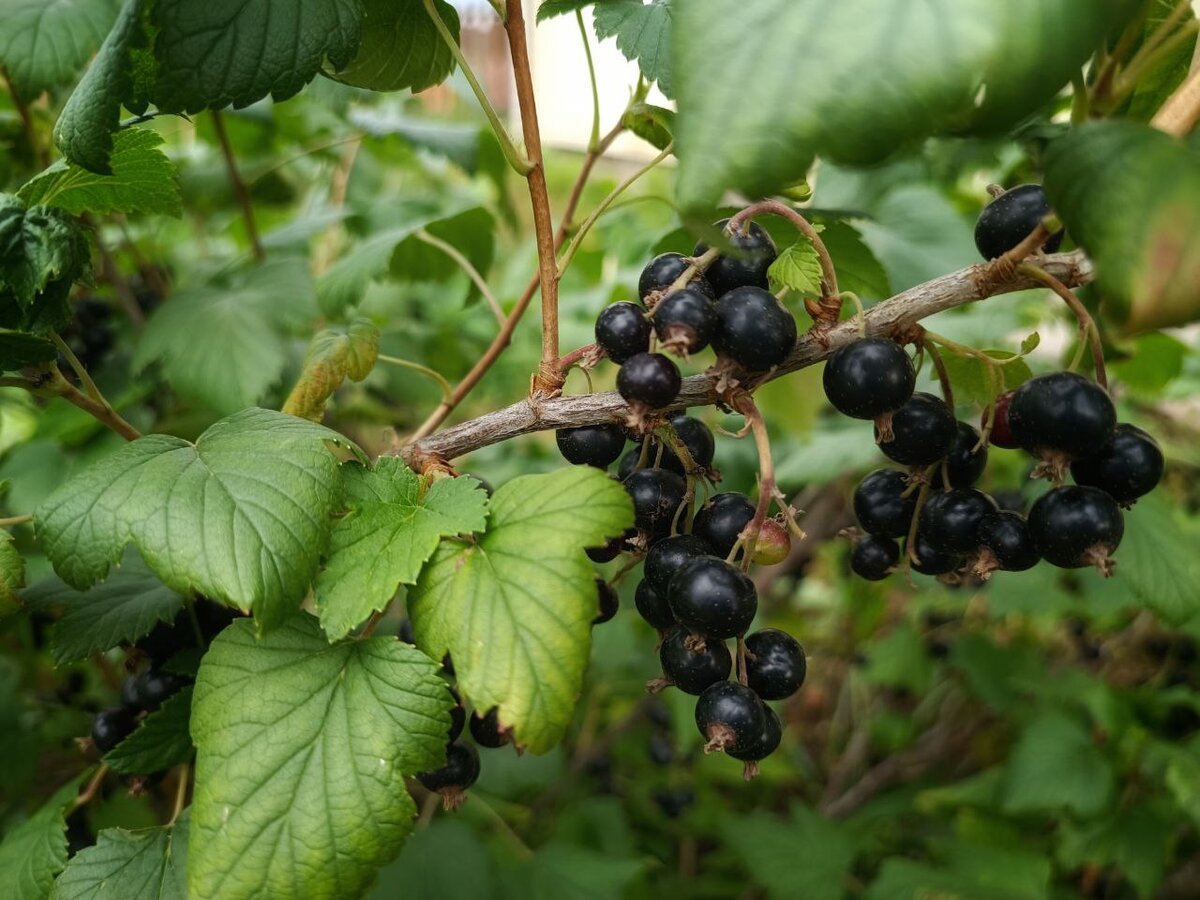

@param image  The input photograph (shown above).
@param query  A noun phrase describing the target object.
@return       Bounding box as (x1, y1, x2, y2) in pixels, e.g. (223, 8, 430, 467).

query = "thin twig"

(46, 367, 142, 441)
(211, 110, 265, 262)
(1017, 262, 1108, 389)
(729, 393, 775, 571)
(49, 332, 103, 403)
(0, 514, 32, 527)
(414, 229, 506, 326)
(577, 10, 602, 151)
(378, 355, 455, 405)
(72, 766, 109, 811)
(1152, 65, 1200, 136)
(924, 341, 955, 409)
(169, 764, 190, 823)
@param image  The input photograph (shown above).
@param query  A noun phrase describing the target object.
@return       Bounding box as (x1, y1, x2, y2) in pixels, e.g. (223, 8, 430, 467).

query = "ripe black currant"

(694, 681, 767, 754)
(875, 393, 957, 466)
(976, 510, 1039, 573)
(586, 535, 625, 563)
(92, 707, 136, 753)
(984, 391, 1019, 449)
(659, 626, 732, 694)
(133, 669, 187, 711)
(556, 424, 626, 468)
(447, 687, 466, 743)
(595, 301, 651, 363)
(727, 703, 782, 764)
(617, 352, 681, 408)
(694, 219, 778, 295)
(909, 533, 963, 576)
(854, 469, 917, 538)
(120, 675, 140, 710)
(945, 422, 988, 487)
(851, 535, 900, 581)
(634, 579, 676, 630)
(823, 339, 916, 420)
(744, 628, 806, 700)
(639, 252, 714, 303)
(623, 467, 687, 536)
(669, 414, 716, 469)
(1028, 485, 1124, 573)
(645, 534, 713, 594)
(653, 287, 717, 355)
(594, 578, 619, 624)
(918, 488, 998, 554)
(1070, 423, 1163, 506)
(417, 742, 481, 810)
(712, 286, 797, 371)
(974, 184, 1064, 261)
(1008, 372, 1116, 466)
(668, 556, 758, 640)
(693, 492, 756, 558)
(469, 707, 511, 749)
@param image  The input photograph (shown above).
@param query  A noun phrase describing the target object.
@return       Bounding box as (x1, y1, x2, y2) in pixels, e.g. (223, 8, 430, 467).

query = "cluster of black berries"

(593, 219, 797, 417)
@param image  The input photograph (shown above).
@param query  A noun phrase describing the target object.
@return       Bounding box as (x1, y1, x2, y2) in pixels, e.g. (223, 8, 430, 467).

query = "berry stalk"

(1016, 263, 1107, 390)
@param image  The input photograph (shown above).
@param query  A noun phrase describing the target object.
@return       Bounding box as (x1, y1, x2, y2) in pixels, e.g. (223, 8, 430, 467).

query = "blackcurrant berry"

(853, 469, 917, 538)
(908, 533, 963, 576)
(1008, 372, 1116, 465)
(595, 301, 651, 363)
(875, 393, 957, 466)
(945, 422, 988, 487)
(447, 688, 466, 743)
(974, 184, 1064, 261)
(645, 534, 713, 594)
(92, 707, 136, 753)
(417, 742, 481, 809)
(744, 628, 806, 700)
(617, 352, 681, 409)
(693, 492, 756, 558)
(984, 391, 1019, 449)
(634, 579, 675, 630)
(594, 579, 619, 624)
(133, 669, 187, 711)
(623, 467, 687, 536)
(823, 339, 916, 420)
(976, 510, 1039, 573)
(653, 787, 695, 819)
(653, 286, 717, 355)
(398, 618, 416, 644)
(694, 219, 778, 295)
(469, 707, 511, 749)
(648, 733, 675, 766)
(694, 681, 766, 754)
(120, 675, 141, 710)
(993, 489, 1027, 513)
(1028, 485, 1124, 573)
(668, 414, 716, 469)
(639, 252, 714, 303)
(586, 536, 624, 563)
(668, 556, 758, 640)
(1070, 423, 1163, 506)
(659, 626, 732, 694)
(712, 286, 797, 371)
(556, 424, 626, 468)
(851, 535, 900, 581)
(727, 703, 782, 764)
(918, 488, 998, 554)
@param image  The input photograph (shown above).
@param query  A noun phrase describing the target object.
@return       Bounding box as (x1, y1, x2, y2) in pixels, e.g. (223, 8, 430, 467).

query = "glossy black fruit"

(918, 488, 998, 554)
(595, 301, 651, 363)
(694, 219, 777, 295)
(668, 414, 716, 469)
(851, 535, 900, 581)
(617, 352, 681, 408)
(623, 468, 688, 536)
(120, 675, 141, 710)
(447, 688, 466, 743)
(1008, 372, 1116, 463)
(945, 422, 988, 487)
(92, 707, 136, 753)
(977, 510, 1039, 572)
(727, 704, 782, 762)
(909, 533, 963, 576)
(653, 286, 717, 355)
(1070, 423, 1163, 506)
(639, 252, 714, 303)
(876, 393, 957, 466)
(823, 339, 916, 420)
(694, 681, 767, 754)
(586, 535, 624, 563)
(668, 556, 758, 640)
(744, 628, 806, 700)
(693, 492, 756, 558)
(417, 742, 481, 799)
(712, 286, 797, 371)
(1028, 485, 1124, 571)
(974, 184, 1064, 260)
(469, 707, 510, 749)
(593, 579, 620, 625)
(645, 534, 713, 594)
(659, 626, 732, 694)
(556, 424, 626, 468)
(854, 469, 917, 539)
(133, 669, 187, 711)
(634, 579, 676, 629)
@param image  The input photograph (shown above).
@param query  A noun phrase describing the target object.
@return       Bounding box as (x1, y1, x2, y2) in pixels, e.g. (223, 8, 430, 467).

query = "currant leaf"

(331, 0, 459, 94)
(104, 687, 194, 776)
(282, 319, 381, 422)
(52, 813, 189, 900)
(0, 772, 90, 900)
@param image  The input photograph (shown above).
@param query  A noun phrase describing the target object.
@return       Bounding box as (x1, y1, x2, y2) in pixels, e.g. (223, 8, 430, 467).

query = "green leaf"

(0, 0, 122, 98)
(818, 220, 891, 299)
(722, 807, 856, 900)
(0, 531, 23, 619)
(0, 195, 91, 330)
(0, 332, 57, 371)
(282, 318, 380, 421)
(18, 129, 181, 217)
(768, 239, 823, 295)
(386, 207, 495, 288)
(1113, 495, 1200, 624)
(52, 812, 189, 900)
(410, 467, 634, 753)
(1045, 121, 1200, 331)
(0, 772, 89, 900)
(134, 259, 317, 414)
(367, 820, 494, 900)
(1111, 332, 1187, 395)
(189, 614, 451, 900)
(1019, 331, 1041, 355)
(938, 349, 1032, 407)
(866, 842, 1051, 900)
(332, 0, 459, 93)
(1001, 711, 1114, 817)
(34, 409, 349, 631)
(21, 548, 185, 665)
(862, 624, 933, 694)
(622, 102, 674, 152)
(673, 0, 1136, 209)
(1126, 0, 1199, 121)
(537, 0, 595, 22)
(316, 460, 488, 640)
(593, 0, 673, 97)
(104, 687, 194, 776)
(1057, 804, 1174, 900)
(150, 0, 362, 113)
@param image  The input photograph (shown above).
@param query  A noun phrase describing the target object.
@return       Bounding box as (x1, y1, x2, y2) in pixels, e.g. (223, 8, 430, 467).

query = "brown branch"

(401, 251, 1093, 469)
(1152, 66, 1200, 137)
(211, 110, 265, 263)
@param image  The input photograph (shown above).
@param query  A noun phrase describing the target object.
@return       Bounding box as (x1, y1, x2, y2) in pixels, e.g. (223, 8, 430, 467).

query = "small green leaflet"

(0, 771, 90, 900)
(594, 0, 673, 97)
(0, 332, 58, 371)
(622, 102, 674, 152)
(1001, 711, 1114, 817)
(818, 220, 892, 299)
(938, 348, 1033, 407)
(769, 238, 824, 295)
(52, 812, 189, 900)
(1112, 495, 1200, 624)
(189, 615, 451, 900)
(0, 195, 91, 331)
(35, 409, 350, 631)
(282, 318, 380, 421)
(410, 466, 634, 753)
(18, 129, 181, 217)
(0, 0, 122, 98)
(332, 0, 459, 94)
(316, 460, 488, 640)
(0, 531, 23, 618)
(722, 808, 857, 900)
(537, 0, 595, 22)
(104, 687, 194, 776)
